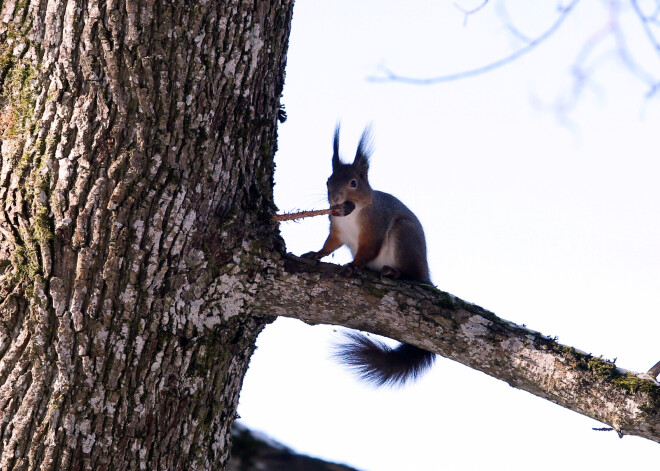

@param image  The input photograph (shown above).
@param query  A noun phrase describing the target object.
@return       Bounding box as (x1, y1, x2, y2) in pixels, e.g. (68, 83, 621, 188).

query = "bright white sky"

(238, 1, 660, 470)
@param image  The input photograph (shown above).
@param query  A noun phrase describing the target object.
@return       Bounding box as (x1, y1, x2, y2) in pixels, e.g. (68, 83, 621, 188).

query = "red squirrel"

(302, 125, 435, 386)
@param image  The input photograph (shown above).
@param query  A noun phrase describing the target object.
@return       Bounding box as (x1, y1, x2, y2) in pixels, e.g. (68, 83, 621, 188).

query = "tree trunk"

(0, 0, 292, 469)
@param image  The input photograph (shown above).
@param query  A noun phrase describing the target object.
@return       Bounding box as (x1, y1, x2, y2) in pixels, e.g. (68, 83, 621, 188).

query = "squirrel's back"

(367, 191, 429, 283)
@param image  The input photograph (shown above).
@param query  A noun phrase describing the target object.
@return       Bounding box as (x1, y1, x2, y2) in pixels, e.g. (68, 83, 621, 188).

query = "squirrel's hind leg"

(389, 218, 430, 283)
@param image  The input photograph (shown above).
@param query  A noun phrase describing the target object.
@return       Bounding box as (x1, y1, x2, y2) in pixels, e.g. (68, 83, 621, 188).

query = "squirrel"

(302, 124, 435, 387)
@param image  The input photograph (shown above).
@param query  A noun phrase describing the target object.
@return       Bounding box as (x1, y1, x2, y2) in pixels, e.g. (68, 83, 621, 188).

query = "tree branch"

(454, 0, 490, 26)
(256, 254, 660, 443)
(368, 0, 580, 84)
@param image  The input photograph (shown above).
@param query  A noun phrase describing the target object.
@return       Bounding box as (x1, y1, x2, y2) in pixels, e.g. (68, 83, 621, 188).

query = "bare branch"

(535, 4, 619, 120)
(454, 0, 490, 26)
(530, 0, 660, 123)
(257, 254, 660, 443)
(630, 0, 660, 96)
(631, 0, 660, 58)
(368, 0, 580, 84)
(495, 1, 532, 44)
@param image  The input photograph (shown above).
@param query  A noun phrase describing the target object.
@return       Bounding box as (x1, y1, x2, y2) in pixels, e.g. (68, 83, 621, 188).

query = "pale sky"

(238, 1, 660, 470)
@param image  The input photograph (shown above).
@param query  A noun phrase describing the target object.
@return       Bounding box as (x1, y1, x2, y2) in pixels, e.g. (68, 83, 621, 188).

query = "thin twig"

(454, 0, 489, 26)
(368, 0, 580, 85)
(631, 0, 660, 59)
(630, 0, 660, 97)
(496, 1, 532, 44)
(273, 209, 333, 223)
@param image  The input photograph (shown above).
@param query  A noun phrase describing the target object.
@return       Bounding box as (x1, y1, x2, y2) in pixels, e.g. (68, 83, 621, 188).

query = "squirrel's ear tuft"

(332, 123, 341, 171)
(353, 124, 373, 173)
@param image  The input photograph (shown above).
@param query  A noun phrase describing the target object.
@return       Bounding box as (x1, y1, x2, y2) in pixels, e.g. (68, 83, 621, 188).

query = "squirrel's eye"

(349, 179, 358, 188)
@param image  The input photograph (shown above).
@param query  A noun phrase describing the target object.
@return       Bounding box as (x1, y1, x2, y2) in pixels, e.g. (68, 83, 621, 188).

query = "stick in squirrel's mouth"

(331, 201, 356, 217)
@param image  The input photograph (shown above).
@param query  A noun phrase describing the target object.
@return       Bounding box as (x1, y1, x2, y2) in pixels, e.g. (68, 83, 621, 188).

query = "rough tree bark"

(1, 1, 659, 471)
(0, 0, 291, 469)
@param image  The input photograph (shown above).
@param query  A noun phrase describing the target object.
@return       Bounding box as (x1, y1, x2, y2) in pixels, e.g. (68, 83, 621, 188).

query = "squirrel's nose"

(328, 192, 342, 206)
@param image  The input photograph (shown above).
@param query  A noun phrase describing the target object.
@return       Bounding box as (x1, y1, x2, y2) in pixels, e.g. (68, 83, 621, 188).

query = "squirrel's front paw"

(301, 251, 321, 260)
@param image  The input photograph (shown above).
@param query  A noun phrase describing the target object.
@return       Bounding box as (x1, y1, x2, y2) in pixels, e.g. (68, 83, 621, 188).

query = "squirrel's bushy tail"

(334, 331, 435, 387)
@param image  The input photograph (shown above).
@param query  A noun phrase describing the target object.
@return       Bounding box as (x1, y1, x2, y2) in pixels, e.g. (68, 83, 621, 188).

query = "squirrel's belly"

(368, 236, 396, 271)
(333, 211, 398, 270)
(332, 212, 360, 256)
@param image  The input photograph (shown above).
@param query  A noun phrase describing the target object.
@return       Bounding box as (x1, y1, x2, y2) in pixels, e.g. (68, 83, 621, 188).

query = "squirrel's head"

(327, 124, 373, 215)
